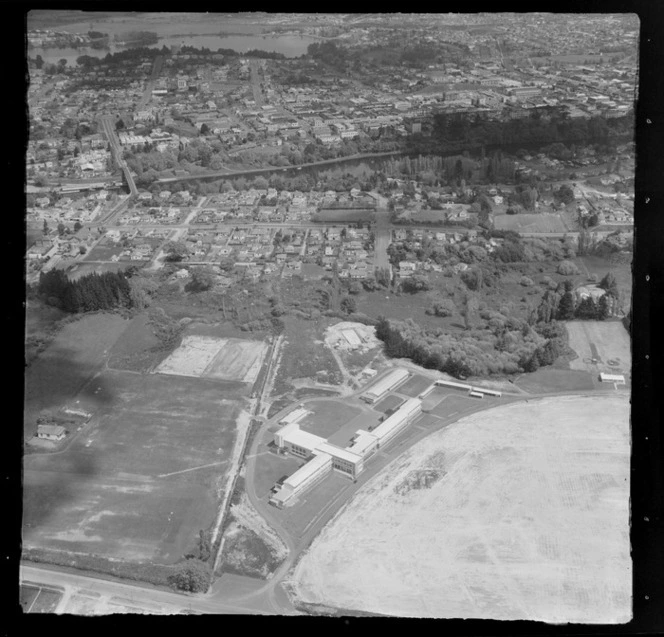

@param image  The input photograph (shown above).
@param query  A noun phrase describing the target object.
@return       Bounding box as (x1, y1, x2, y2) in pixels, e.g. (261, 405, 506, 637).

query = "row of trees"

(37, 269, 133, 313)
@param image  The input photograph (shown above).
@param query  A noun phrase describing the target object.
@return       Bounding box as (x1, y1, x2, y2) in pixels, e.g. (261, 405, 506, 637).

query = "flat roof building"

(269, 451, 333, 508)
(371, 398, 422, 448)
(599, 372, 626, 384)
(361, 368, 410, 403)
(346, 429, 380, 459)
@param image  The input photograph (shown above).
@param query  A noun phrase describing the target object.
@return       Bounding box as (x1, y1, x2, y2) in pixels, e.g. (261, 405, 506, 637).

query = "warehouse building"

(360, 368, 410, 403)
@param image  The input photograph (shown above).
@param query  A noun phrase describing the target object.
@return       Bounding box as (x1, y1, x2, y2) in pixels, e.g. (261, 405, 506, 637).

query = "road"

(99, 115, 138, 197)
(249, 59, 264, 108)
(136, 55, 164, 111)
(20, 564, 271, 615)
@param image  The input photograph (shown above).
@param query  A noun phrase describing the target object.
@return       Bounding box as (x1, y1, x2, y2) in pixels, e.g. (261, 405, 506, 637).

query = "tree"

(34, 54, 44, 69)
(58, 58, 68, 71)
(42, 220, 49, 236)
(57, 223, 66, 236)
(555, 184, 575, 205)
(115, 118, 125, 131)
(168, 560, 211, 593)
(402, 274, 431, 293)
(557, 260, 580, 275)
(164, 241, 189, 263)
(597, 294, 610, 320)
(427, 297, 456, 317)
(187, 267, 215, 292)
(73, 221, 82, 232)
(557, 290, 576, 320)
(200, 123, 210, 135)
(340, 296, 357, 314)
(599, 271, 619, 298)
(79, 246, 87, 255)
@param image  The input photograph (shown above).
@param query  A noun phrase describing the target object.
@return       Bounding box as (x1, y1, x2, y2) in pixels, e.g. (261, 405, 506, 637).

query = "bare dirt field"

(566, 321, 631, 377)
(155, 335, 268, 383)
(289, 394, 631, 622)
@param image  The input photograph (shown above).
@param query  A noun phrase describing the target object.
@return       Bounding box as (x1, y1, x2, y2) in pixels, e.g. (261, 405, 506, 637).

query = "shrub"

(557, 260, 580, 275)
(168, 559, 211, 593)
(520, 276, 534, 287)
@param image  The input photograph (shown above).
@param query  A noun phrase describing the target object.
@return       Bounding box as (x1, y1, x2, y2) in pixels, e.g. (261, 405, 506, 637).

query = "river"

(28, 12, 318, 64)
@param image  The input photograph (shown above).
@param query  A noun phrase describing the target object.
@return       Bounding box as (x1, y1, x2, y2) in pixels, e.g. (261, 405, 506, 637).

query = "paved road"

(20, 564, 270, 615)
(99, 116, 138, 197)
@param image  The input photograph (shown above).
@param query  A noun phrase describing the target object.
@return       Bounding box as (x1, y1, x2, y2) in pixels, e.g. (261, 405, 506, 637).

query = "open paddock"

(566, 321, 631, 376)
(430, 394, 481, 419)
(23, 370, 243, 566)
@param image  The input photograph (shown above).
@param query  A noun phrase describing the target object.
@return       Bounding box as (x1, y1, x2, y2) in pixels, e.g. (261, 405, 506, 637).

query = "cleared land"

(23, 370, 243, 565)
(566, 321, 631, 376)
(155, 335, 267, 383)
(290, 394, 631, 622)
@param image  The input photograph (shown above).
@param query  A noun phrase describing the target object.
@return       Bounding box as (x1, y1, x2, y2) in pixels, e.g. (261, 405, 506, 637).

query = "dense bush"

(557, 260, 580, 275)
(168, 559, 211, 593)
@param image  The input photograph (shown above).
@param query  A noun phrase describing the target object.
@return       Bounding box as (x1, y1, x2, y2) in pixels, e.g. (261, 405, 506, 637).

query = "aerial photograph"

(22, 10, 636, 620)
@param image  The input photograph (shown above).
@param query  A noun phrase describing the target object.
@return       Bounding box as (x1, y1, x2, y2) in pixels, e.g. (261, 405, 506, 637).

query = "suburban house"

(37, 424, 66, 441)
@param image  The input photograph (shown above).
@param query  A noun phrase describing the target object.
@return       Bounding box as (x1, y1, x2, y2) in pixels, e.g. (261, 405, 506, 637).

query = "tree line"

(37, 269, 133, 313)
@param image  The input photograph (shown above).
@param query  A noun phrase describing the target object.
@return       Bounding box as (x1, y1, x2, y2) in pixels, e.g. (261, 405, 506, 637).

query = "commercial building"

(360, 368, 410, 403)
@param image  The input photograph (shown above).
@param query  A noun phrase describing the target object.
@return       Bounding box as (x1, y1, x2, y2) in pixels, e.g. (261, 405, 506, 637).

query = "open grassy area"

(299, 400, 362, 438)
(493, 212, 568, 233)
(372, 394, 405, 414)
(20, 585, 63, 613)
(271, 317, 343, 396)
(515, 368, 596, 393)
(107, 312, 164, 372)
(24, 312, 129, 440)
(396, 374, 434, 398)
(23, 369, 244, 567)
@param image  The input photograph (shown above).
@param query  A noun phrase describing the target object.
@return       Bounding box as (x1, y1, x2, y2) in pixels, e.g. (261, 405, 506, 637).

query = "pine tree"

(557, 291, 576, 320)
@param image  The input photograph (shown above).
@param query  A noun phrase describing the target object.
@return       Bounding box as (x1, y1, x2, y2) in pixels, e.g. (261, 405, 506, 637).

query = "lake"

(28, 12, 319, 64)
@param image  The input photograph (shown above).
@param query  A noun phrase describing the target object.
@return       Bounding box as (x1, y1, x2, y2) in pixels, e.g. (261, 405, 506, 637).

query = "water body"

(29, 13, 317, 64)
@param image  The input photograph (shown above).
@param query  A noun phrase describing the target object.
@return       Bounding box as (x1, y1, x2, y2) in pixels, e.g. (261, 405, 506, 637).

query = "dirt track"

(290, 394, 631, 622)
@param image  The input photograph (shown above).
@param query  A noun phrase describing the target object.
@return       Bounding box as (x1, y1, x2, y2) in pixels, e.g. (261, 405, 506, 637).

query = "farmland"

(289, 394, 631, 622)
(23, 369, 245, 566)
(24, 312, 129, 440)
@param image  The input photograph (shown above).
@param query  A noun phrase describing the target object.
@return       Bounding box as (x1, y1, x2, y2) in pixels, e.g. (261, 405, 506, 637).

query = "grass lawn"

(20, 585, 40, 611)
(515, 368, 597, 394)
(68, 262, 129, 280)
(28, 588, 63, 613)
(494, 213, 568, 233)
(397, 374, 434, 398)
(24, 312, 129, 440)
(107, 312, 164, 372)
(299, 400, 362, 438)
(23, 370, 244, 566)
(252, 449, 303, 499)
(372, 394, 405, 414)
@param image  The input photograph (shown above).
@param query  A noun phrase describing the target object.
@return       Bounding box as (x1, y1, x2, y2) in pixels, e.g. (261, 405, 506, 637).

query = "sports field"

(493, 213, 568, 233)
(566, 321, 631, 377)
(155, 335, 268, 383)
(290, 394, 631, 622)
(23, 369, 244, 565)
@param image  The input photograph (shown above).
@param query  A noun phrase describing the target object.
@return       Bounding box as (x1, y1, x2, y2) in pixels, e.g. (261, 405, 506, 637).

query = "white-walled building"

(361, 368, 410, 403)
